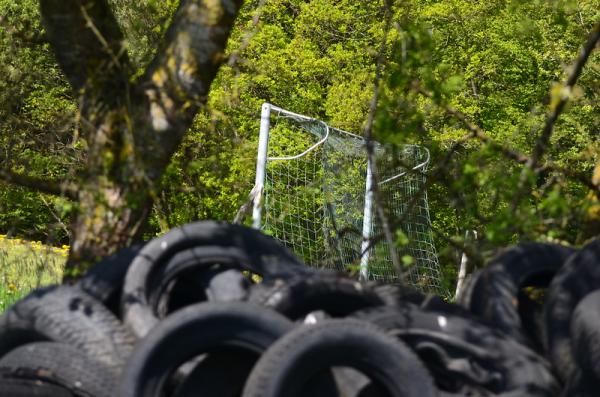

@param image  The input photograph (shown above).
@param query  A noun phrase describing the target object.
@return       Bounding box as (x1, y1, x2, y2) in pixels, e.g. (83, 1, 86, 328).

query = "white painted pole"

(252, 103, 271, 229)
(359, 158, 374, 281)
(455, 230, 477, 299)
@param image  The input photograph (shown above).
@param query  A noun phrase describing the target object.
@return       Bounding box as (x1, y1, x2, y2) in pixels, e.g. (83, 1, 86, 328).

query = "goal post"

(251, 103, 445, 294)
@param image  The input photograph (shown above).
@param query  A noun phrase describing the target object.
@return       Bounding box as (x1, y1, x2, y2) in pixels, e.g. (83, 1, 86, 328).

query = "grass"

(0, 235, 67, 312)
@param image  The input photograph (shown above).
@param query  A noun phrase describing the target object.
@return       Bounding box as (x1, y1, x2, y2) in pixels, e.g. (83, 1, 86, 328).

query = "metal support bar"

(252, 103, 271, 229)
(455, 230, 477, 299)
(359, 157, 374, 281)
(268, 124, 329, 161)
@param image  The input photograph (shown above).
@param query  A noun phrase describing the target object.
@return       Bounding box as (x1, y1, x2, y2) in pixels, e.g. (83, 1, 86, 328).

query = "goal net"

(251, 103, 444, 294)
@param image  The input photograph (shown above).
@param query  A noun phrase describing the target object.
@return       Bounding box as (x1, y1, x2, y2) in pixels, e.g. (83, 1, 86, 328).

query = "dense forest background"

(0, 0, 598, 288)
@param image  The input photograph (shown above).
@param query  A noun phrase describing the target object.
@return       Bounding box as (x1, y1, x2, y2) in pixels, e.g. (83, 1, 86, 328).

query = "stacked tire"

(0, 220, 598, 396)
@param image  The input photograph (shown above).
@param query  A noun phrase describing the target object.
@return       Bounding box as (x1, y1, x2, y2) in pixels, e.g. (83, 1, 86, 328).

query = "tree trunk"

(36, 0, 243, 279)
(66, 181, 151, 278)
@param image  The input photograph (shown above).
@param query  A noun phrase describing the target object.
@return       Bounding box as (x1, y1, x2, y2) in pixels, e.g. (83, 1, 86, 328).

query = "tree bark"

(39, 0, 243, 279)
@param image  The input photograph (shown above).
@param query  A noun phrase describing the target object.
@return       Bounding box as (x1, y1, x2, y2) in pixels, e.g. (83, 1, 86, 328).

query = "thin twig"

(529, 19, 599, 172)
(79, 3, 124, 70)
(233, 185, 260, 224)
(429, 224, 484, 268)
(512, 19, 600, 210)
(0, 168, 78, 200)
(227, 0, 268, 68)
(40, 196, 71, 238)
(414, 84, 529, 163)
(414, 84, 597, 191)
(363, 1, 401, 278)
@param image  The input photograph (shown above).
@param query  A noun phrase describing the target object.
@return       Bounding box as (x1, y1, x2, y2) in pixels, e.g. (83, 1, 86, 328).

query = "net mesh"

(258, 105, 444, 294)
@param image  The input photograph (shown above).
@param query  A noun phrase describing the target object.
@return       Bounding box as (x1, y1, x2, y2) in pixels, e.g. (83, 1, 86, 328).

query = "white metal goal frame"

(251, 103, 443, 293)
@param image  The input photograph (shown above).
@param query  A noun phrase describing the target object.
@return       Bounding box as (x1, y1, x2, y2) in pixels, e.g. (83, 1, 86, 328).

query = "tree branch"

(527, 19, 600, 172)
(227, 0, 268, 68)
(0, 168, 77, 200)
(414, 84, 597, 191)
(39, 0, 129, 93)
(363, 0, 400, 279)
(511, 18, 600, 211)
(134, 0, 243, 176)
(414, 84, 529, 163)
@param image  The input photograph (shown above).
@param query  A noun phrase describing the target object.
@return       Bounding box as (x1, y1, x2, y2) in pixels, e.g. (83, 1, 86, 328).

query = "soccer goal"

(251, 103, 444, 294)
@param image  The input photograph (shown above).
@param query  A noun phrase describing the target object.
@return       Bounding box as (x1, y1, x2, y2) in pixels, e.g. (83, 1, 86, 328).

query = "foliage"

(0, 0, 77, 242)
(375, 0, 599, 268)
(0, 234, 65, 311)
(108, 0, 179, 75)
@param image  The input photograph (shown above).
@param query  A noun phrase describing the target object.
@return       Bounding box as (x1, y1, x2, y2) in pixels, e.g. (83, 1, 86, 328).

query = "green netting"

(256, 105, 444, 294)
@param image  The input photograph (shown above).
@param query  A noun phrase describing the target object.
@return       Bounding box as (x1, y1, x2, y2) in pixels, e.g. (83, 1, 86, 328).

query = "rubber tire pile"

(1, 221, 599, 396)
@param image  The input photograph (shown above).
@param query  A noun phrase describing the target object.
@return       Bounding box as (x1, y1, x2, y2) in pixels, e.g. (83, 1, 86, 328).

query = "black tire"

(544, 238, 600, 381)
(455, 269, 483, 308)
(169, 348, 258, 397)
(119, 301, 294, 397)
(204, 267, 251, 301)
(242, 318, 438, 397)
(371, 283, 426, 306)
(562, 370, 599, 397)
(571, 289, 600, 380)
(353, 305, 559, 396)
(77, 243, 145, 316)
(0, 342, 116, 397)
(0, 377, 73, 397)
(155, 266, 251, 318)
(122, 220, 310, 337)
(0, 285, 135, 373)
(420, 295, 476, 319)
(171, 347, 338, 397)
(247, 273, 384, 320)
(459, 242, 574, 348)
